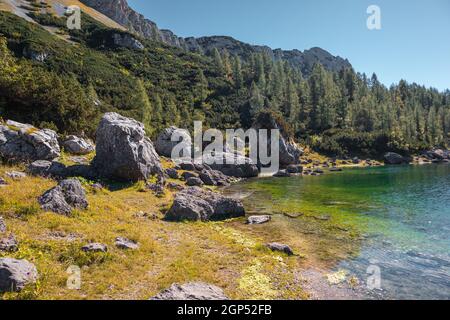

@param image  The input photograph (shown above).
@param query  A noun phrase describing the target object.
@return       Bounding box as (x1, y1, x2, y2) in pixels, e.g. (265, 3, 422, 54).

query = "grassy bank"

(0, 163, 309, 300)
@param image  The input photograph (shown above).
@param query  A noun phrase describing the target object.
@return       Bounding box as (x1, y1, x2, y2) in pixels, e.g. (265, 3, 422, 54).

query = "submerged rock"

(150, 282, 229, 300)
(0, 258, 38, 293)
(165, 187, 245, 222)
(0, 120, 60, 162)
(93, 113, 163, 181)
(39, 179, 88, 215)
(266, 243, 294, 256)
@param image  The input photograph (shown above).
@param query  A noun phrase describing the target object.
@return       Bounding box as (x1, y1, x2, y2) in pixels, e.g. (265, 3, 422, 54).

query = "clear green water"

(225, 164, 450, 300)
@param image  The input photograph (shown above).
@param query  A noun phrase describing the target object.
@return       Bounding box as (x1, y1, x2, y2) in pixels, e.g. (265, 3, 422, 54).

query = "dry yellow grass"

(0, 164, 308, 300)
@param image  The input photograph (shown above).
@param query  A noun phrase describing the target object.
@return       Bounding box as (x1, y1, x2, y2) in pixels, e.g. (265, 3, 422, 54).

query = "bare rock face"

(155, 126, 192, 158)
(151, 282, 229, 300)
(39, 179, 88, 215)
(165, 187, 245, 222)
(62, 135, 94, 155)
(0, 258, 38, 293)
(93, 113, 163, 181)
(112, 33, 144, 50)
(0, 120, 60, 163)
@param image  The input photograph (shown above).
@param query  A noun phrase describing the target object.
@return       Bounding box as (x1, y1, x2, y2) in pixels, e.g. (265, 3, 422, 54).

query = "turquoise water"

(225, 164, 450, 300)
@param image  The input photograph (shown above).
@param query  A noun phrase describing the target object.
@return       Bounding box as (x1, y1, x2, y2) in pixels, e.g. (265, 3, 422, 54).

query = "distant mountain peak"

(80, 0, 351, 75)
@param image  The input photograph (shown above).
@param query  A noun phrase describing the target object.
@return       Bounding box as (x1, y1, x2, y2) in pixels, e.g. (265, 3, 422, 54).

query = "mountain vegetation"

(0, 10, 449, 158)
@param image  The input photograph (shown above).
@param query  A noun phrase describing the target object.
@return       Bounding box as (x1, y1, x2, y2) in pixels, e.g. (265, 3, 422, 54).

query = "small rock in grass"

(313, 215, 331, 221)
(166, 182, 185, 191)
(150, 282, 229, 300)
(115, 237, 139, 250)
(186, 177, 204, 187)
(266, 243, 294, 256)
(182, 171, 198, 181)
(39, 179, 88, 215)
(0, 234, 19, 252)
(0, 258, 38, 293)
(165, 168, 179, 179)
(0, 177, 7, 186)
(179, 162, 196, 171)
(247, 215, 271, 225)
(0, 217, 6, 233)
(5, 171, 26, 180)
(273, 170, 291, 178)
(82, 243, 108, 253)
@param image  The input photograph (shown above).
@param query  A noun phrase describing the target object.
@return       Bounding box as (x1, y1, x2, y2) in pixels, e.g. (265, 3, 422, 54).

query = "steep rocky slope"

(79, 0, 351, 75)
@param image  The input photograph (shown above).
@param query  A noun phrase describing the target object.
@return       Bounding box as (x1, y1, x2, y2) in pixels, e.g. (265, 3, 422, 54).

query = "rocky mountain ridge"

(79, 0, 351, 75)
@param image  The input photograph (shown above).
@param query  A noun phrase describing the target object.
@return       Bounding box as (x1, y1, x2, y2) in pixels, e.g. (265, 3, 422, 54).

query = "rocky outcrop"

(151, 282, 229, 300)
(112, 32, 144, 50)
(0, 120, 60, 162)
(0, 258, 38, 293)
(423, 149, 450, 161)
(155, 126, 192, 158)
(62, 135, 94, 155)
(384, 152, 409, 165)
(93, 113, 163, 181)
(165, 187, 245, 222)
(39, 179, 88, 215)
(253, 113, 303, 166)
(79, 1, 351, 76)
(201, 153, 259, 178)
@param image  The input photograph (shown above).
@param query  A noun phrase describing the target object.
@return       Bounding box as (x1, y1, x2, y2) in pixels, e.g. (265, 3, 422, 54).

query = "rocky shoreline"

(1, 113, 449, 299)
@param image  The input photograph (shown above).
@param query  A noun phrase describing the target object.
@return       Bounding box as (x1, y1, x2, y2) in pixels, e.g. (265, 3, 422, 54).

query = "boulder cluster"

(0, 112, 304, 296)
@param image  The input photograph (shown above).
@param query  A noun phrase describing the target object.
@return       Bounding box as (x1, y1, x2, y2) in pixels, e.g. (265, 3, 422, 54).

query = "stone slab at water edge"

(165, 187, 245, 222)
(150, 282, 229, 300)
(93, 112, 164, 181)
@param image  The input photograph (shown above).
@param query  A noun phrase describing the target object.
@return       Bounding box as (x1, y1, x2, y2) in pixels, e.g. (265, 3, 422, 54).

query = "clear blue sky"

(128, 0, 450, 91)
